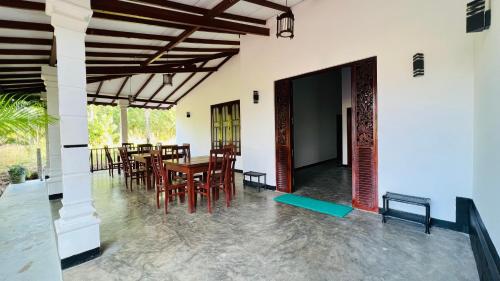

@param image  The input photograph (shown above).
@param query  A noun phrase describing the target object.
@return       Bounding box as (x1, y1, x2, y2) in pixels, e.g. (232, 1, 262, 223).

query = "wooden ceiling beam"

(0, 73, 41, 79)
(111, 76, 131, 104)
(87, 94, 174, 105)
(133, 74, 155, 98)
(0, 37, 52, 46)
(2, 83, 44, 90)
(91, 0, 268, 36)
(0, 79, 43, 85)
(0, 67, 41, 73)
(91, 11, 242, 35)
(92, 81, 104, 102)
(0, 19, 52, 32)
(87, 28, 240, 46)
(86, 66, 217, 75)
(0, 1, 44, 11)
(89, 101, 169, 110)
(86, 52, 208, 59)
(144, 0, 242, 65)
(159, 62, 208, 105)
(86, 75, 128, 84)
(0, 87, 45, 94)
(243, 0, 291, 12)
(132, 0, 266, 25)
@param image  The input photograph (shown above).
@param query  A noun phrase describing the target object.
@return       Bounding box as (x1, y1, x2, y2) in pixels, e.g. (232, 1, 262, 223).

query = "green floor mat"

(274, 194, 353, 218)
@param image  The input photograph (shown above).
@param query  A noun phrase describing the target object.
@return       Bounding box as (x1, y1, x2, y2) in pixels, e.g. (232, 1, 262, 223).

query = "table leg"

(188, 172, 195, 213)
(145, 158, 152, 190)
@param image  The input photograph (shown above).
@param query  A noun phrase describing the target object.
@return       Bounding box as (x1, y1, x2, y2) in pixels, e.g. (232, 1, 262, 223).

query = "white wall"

(177, 0, 475, 221)
(292, 70, 342, 168)
(473, 0, 500, 251)
(341, 67, 352, 165)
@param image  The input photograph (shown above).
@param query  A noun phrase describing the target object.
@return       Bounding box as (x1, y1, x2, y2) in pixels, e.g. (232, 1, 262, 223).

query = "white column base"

(54, 199, 100, 259)
(46, 176, 63, 198)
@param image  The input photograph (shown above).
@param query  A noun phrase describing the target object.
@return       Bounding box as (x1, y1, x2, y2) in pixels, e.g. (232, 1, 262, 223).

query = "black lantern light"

(276, 1, 294, 39)
(128, 95, 134, 103)
(163, 73, 173, 86)
(253, 91, 259, 104)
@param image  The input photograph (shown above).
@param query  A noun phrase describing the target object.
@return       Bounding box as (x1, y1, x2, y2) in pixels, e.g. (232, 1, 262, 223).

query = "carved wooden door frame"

(274, 57, 378, 213)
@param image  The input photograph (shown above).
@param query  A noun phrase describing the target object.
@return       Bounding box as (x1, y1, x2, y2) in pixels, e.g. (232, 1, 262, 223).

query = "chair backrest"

(137, 143, 153, 153)
(150, 150, 164, 180)
(122, 143, 134, 149)
(118, 147, 131, 173)
(207, 148, 230, 186)
(178, 144, 191, 160)
(104, 145, 114, 164)
(224, 144, 236, 176)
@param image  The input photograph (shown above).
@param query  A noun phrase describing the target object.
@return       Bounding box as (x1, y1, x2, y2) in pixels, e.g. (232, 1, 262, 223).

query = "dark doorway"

(274, 57, 378, 212)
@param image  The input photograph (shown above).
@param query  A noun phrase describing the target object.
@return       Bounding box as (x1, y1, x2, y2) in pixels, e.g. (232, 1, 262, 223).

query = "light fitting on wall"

(466, 0, 491, 33)
(253, 91, 259, 104)
(276, 0, 294, 39)
(163, 73, 173, 86)
(186, 112, 191, 118)
(413, 53, 424, 77)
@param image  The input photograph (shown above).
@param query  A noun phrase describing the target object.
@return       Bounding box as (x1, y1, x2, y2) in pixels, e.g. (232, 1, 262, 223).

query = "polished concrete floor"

(294, 160, 352, 205)
(58, 171, 478, 281)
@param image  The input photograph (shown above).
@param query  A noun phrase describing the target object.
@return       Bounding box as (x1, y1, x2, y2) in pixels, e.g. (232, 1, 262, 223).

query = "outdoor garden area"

(0, 95, 176, 197)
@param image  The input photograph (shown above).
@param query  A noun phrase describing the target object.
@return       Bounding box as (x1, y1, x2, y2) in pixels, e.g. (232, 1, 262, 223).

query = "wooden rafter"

(0, 68, 41, 74)
(86, 75, 128, 84)
(89, 101, 168, 110)
(111, 76, 130, 104)
(0, 19, 240, 46)
(86, 66, 217, 75)
(92, 81, 104, 102)
(0, 79, 43, 85)
(144, 0, 242, 65)
(174, 55, 234, 104)
(87, 94, 174, 105)
(91, 0, 268, 36)
(157, 61, 209, 107)
(0, 73, 41, 79)
(133, 74, 155, 99)
(131, 0, 266, 25)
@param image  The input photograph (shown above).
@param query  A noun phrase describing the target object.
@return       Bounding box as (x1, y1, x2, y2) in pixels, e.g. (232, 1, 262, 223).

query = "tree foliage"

(87, 105, 176, 147)
(0, 94, 56, 144)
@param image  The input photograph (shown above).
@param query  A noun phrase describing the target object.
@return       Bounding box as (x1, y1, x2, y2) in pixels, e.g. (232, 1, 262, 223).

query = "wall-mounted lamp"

(253, 90, 259, 104)
(413, 53, 424, 77)
(186, 112, 191, 118)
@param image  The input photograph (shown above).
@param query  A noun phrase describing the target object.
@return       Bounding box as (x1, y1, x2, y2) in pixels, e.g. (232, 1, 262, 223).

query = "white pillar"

(118, 100, 129, 144)
(46, 0, 100, 261)
(41, 70, 63, 198)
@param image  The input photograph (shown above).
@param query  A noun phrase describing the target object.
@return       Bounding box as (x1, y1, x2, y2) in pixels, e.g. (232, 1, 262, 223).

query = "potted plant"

(8, 165, 27, 184)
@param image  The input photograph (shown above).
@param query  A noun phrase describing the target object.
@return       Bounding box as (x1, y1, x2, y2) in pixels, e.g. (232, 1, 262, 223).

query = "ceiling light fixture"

(276, 0, 295, 39)
(163, 51, 174, 86)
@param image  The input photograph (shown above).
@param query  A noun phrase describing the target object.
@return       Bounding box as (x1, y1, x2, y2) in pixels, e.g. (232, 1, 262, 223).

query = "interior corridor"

(294, 160, 352, 205)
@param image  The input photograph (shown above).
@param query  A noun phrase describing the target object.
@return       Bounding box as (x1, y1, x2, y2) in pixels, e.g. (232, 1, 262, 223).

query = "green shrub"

(8, 165, 27, 184)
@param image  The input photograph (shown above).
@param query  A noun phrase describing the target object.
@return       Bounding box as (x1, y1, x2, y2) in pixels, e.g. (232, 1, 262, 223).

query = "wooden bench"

(382, 192, 431, 234)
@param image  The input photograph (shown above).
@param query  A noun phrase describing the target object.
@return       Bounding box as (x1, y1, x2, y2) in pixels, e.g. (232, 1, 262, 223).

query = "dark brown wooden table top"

(163, 156, 210, 168)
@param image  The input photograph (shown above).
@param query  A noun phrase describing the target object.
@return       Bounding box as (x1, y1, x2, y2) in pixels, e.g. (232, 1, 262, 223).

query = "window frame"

(210, 100, 241, 156)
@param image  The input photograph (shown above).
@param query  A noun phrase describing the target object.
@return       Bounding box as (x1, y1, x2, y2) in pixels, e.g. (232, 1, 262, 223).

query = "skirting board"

(48, 193, 63, 200)
(467, 199, 500, 281)
(294, 158, 339, 171)
(379, 197, 499, 280)
(243, 180, 276, 191)
(61, 247, 101, 269)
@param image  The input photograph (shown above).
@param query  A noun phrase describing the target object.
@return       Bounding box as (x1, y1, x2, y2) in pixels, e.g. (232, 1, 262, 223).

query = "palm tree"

(0, 94, 56, 142)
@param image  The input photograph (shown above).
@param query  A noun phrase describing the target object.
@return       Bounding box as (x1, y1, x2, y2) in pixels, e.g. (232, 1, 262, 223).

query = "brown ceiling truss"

(0, 0, 288, 109)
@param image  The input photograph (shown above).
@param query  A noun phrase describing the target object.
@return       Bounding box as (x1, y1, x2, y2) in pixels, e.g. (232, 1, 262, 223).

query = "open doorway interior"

(292, 67, 353, 205)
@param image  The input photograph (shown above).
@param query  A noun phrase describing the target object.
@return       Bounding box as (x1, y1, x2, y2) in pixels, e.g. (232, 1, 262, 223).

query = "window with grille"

(211, 100, 241, 155)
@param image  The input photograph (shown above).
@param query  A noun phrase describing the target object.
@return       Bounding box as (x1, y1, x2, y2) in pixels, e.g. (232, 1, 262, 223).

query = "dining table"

(163, 156, 210, 213)
(132, 152, 184, 190)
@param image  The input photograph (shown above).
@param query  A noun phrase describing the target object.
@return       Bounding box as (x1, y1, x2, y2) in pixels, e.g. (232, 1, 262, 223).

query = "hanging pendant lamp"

(163, 51, 174, 86)
(276, 0, 294, 39)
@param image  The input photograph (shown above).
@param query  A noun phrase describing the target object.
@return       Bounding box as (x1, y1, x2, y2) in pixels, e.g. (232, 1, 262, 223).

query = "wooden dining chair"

(104, 145, 122, 177)
(194, 148, 231, 213)
(153, 151, 188, 214)
(118, 147, 146, 191)
(122, 143, 134, 150)
(224, 144, 237, 198)
(137, 143, 153, 153)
